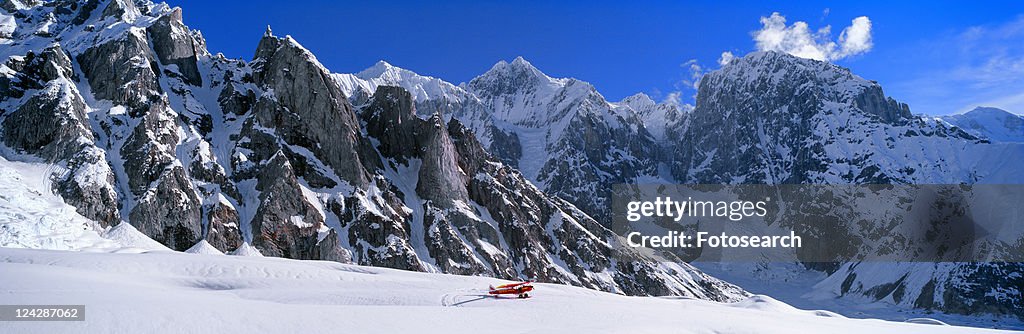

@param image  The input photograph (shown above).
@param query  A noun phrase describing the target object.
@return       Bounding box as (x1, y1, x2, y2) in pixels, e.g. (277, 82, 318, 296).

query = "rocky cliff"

(0, 0, 747, 301)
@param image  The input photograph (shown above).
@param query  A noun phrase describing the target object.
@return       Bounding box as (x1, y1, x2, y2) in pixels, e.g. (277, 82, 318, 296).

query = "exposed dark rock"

(128, 165, 202, 251)
(120, 100, 178, 196)
(313, 229, 353, 263)
(415, 112, 468, 205)
(2, 80, 90, 161)
(1, 44, 120, 227)
(55, 146, 121, 227)
(251, 28, 371, 188)
(204, 199, 242, 252)
(854, 85, 912, 125)
(361, 86, 419, 161)
(420, 204, 492, 276)
(0, 45, 73, 103)
(2, 0, 39, 13)
(447, 118, 490, 174)
(146, 7, 202, 86)
(217, 81, 255, 116)
(70, 0, 100, 25)
(485, 125, 521, 168)
(76, 28, 162, 113)
(100, 0, 139, 21)
(250, 152, 324, 259)
(341, 198, 423, 271)
(188, 144, 240, 200)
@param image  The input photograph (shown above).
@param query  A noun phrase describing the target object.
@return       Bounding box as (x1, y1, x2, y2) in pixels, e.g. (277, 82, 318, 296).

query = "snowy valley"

(3, 246, 1016, 334)
(0, 0, 1022, 332)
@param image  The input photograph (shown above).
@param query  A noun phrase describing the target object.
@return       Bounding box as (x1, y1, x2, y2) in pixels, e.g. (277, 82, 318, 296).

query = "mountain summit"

(940, 106, 1024, 143)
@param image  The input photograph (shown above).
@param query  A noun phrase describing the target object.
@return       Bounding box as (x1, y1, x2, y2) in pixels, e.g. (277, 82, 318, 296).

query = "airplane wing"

(494, 280, 534, 289)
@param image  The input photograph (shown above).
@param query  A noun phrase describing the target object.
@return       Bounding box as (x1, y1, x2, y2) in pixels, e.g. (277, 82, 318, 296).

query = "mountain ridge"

(939, 106, 1024, 143)
(0, 0, 746, 301)
(333, 49, 1024, 320)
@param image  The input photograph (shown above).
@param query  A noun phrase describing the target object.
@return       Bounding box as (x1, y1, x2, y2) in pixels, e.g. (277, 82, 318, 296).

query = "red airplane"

(488, 280, 535, 298)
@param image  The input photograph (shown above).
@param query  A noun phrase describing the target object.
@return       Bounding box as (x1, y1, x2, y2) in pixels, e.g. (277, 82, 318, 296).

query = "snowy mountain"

(673, 51, 1024, 320)
(0, 155, 117, 250)
(335, 60, 472, 105)
(666, 51, 1024, 185)
(338, 57, 665, 223)
(3, 0, 1023, 328)
(0, 0, 744, 300)
(334, 50, 1024, 321)
(612, 92, 690, 141)
(939, 107, 1024, 143)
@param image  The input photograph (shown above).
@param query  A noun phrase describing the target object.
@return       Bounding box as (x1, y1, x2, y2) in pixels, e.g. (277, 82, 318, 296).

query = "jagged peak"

(705, 50, 874, 99)
(171, 6, 183, 20)
(618, 92, 657, 110)
(700, 50, 913, 125)
(267, 150, 292, 168)
(336, 60, 475, 104)
(366, 85, 416, 122)
(253, 28, 318, 65)
(102, 0, 142, 23)
(356, 60, 401, 79)
(725, 51, 859, 79)
(478, 56, 550, 82)
(510, 55, 530, 66)
(373, 59, 395, 69)
(468, 56, 585, 98)
(624, 92, 654, 101)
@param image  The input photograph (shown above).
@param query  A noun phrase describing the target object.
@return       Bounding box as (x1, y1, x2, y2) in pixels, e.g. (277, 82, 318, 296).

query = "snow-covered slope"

(1, 247, 1008, 334)
(184, 239, 223, 254)
(612, 92, 690, 141)
(334, 60, 473, 104)
(228, 242, 263, 256)
(0, 155, 115, 250)
(939, 107, 1024, 143)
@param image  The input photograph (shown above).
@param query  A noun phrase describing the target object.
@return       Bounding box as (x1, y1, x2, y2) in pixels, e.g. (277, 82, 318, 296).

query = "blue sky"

(165, 0, 1024, 115)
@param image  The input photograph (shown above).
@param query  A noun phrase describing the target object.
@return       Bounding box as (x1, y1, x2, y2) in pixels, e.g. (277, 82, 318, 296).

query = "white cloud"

(681, 59, 704, 90)
(753, 12, 872, 62)
(888, 15, 1024, 114)
(664, 91, 682, 105)
(718, 51, 735, 66)
(837, 16, 873, 58)
(665, 59, 709, 105)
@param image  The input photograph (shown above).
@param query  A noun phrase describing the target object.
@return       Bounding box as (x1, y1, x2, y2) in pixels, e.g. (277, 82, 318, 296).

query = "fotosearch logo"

(624, 230, 802, 249)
